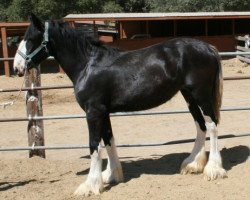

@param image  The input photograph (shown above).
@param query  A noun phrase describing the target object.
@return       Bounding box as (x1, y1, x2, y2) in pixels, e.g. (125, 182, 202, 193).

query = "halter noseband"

(17, 22, 50, 70)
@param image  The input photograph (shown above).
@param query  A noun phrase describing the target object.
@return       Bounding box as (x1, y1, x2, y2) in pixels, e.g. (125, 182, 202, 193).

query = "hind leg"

(203, 115, 227, 180)
(180, 90, 207, 174)
(181, 89, 227, 179)
(195, 97, 227, 180)
(180, 122, 207, 174)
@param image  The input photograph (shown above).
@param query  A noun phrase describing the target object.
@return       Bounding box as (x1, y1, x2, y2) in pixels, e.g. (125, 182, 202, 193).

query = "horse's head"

(13, 13, 49, 76)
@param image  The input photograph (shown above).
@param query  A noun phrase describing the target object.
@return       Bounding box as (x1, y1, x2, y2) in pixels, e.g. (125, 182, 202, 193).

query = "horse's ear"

(29, 13, 44, 32)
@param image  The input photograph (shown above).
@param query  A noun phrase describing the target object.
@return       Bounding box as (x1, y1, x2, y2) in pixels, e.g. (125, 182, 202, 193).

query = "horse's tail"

(211, 45, 223, 124)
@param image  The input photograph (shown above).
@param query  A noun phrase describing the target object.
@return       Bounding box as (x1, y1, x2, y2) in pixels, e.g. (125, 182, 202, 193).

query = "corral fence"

(1, 52, 250, 158)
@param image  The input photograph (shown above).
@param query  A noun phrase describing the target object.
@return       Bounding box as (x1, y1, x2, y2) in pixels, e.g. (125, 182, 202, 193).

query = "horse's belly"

(110, 84, 179, 112)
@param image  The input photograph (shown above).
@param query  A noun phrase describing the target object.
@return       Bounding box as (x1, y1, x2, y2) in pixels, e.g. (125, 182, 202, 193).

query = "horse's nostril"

(14, 67, 19, 74)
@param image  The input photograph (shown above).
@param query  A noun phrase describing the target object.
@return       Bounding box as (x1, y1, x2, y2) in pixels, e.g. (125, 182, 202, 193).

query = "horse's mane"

(51, 20, 122, 56)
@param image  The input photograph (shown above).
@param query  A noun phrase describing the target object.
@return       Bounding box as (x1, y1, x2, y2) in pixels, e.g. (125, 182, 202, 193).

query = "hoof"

(181, 161, 205, 175)
(74, 179, 103, 196)
(180, 154, 207, 175)
(102, 167, 124, 184)
(203, 162, 227, 181)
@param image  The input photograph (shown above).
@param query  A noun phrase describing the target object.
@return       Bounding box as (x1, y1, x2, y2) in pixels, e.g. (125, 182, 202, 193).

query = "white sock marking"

(74, 144, 103, 196)
(203, 116, 227, 180)
(181, 121, 207, 174)
(102, 137, 124, 184)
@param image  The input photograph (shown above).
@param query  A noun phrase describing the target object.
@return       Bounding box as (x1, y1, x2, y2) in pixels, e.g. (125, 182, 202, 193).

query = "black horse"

(14, 14, 227, 196)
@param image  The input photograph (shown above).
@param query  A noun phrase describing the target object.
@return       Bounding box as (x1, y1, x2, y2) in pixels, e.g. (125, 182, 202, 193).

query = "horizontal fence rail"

(0, 133, 249, 151)
(0, 56, 55, 61)
(1, 106, 250, 123)
(0, 85, 73, 92)
(1, 51, 250, 62)
(1, 76, 250, 93)
(219, 51, 250, 56)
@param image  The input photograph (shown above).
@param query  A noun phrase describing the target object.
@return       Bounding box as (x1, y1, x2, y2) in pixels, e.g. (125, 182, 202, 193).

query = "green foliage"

(147, 0, 224, 12)
(6, 0, 34, 21)
(222, 0, 250, 11)
(102, 1, 123, 13)
(75, 0, 103, 13)
(33, 0, 69, 20)
(0, 0, 9, 21)
(1, 0, 250, 22)
(117, 0, 150, 12)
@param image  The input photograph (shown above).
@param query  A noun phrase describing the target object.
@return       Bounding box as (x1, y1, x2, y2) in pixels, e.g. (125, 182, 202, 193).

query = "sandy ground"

(0, 58, 249, 200)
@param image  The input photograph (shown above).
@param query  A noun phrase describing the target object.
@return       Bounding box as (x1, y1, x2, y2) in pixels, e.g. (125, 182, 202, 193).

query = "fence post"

(0, 27, 10, 77)
(25, 66, 45, 158)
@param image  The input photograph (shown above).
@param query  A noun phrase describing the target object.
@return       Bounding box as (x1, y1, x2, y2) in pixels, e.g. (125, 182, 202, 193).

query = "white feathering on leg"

(74, 144, 104, 196)
(203, 116, 227, 180)
(181, 121, 207, 174)
(102, 137, 124, 184)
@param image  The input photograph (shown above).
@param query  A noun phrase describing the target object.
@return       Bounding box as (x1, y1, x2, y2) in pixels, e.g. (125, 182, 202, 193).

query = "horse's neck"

(51, 35, 92, 84)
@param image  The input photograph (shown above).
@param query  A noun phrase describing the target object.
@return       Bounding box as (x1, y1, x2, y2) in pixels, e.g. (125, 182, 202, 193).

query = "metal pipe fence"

(1, 106, 250, 123)
(1, 51, 250, 62)
(0, 133, 249, 151)
(1, 51, 250, 153)
(1, 75, 250, 93)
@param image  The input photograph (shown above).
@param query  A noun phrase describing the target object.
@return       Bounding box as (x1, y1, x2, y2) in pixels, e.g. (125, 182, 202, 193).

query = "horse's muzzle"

(14, 67, 25, 77)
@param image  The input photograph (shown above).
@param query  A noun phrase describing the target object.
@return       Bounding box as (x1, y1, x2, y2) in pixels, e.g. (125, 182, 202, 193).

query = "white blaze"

(13, 40, 27, 74)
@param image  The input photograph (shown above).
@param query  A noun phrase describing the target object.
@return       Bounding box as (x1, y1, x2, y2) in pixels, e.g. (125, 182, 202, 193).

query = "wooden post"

(1, 27, 10, 77)
(93, 20, 98, 38)
(25, 66, 45, 158)
(205, 19, 208, 36)
(232, 19, 235, 36)
(146, 21, 149, 35)
(59, 65, 64, 73)
(119, 21, 123, 39)
(173, 20, 177, 37)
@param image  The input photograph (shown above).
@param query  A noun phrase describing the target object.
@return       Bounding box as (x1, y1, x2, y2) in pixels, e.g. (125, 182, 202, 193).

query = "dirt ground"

(0, 58, 249, 200)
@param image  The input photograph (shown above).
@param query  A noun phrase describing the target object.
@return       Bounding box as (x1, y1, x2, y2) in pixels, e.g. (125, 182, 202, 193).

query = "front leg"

(74, 144, 103, 196)
(102, 137, 124, 184)
(101, 115, 124, 184)
(74, 106, 105, 196)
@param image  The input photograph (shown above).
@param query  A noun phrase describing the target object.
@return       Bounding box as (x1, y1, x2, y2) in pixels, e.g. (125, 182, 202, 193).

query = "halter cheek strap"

(17, 21, 50, 69)
(17, 49, 29, 60)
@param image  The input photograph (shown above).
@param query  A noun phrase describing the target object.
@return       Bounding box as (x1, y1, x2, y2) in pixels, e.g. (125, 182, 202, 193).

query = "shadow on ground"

(77, 145, 249, 183)
(0, 180, 36, 191)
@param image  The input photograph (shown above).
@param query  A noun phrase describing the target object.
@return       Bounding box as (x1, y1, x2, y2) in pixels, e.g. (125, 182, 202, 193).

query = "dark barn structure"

(65, 12, 250, 51)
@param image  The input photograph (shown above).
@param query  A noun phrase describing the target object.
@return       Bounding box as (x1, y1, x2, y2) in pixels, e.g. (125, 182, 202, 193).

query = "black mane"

(49, 20, 121, 58)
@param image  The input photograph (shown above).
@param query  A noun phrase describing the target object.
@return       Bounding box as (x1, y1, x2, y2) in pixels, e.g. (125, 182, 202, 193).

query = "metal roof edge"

(64, 12, 250, 21)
